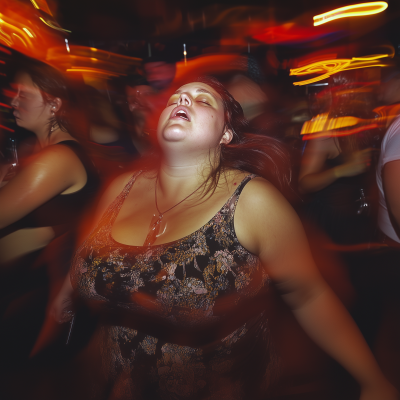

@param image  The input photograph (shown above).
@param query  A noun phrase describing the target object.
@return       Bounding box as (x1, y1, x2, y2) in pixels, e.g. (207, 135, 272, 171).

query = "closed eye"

(167, 95, 179, 107)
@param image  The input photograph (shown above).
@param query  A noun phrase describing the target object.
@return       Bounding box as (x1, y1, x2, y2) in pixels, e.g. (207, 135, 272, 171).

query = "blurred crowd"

(1, 12, 400, 399)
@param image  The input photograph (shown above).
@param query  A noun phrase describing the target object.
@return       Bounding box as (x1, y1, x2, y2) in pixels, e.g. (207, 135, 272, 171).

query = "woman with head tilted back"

(52, 77, 396, 400)
(0, 59, 98, 367)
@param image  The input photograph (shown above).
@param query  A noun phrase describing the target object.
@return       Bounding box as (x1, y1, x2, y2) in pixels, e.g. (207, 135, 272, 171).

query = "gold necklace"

(143, 174, 206, 246)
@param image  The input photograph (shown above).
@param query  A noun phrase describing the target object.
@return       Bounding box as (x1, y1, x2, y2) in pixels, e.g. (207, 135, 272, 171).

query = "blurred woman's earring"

(50, 119, 57, 132)
(50, 107, 57, 132)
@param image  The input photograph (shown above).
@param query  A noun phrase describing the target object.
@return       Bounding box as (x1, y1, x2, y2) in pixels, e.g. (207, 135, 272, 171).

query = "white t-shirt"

(377, 115, 400, 242)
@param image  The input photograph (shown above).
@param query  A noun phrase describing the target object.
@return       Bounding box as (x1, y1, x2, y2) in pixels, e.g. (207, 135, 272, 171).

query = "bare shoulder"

(237, 176, 290, 210)
(235, 176, 304, 255)
(101, 170, 140, 200)
(27, 143, 82, 168)
(306, 136, 336, 153)
(12, 144, 85, 184)
(221, 169, 252, 192)
(96, 170, 146, 216)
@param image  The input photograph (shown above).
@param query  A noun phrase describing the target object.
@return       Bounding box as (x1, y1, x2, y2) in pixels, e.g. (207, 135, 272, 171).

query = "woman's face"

(157, 82, 229, 153)
(10, 72, 53, 133)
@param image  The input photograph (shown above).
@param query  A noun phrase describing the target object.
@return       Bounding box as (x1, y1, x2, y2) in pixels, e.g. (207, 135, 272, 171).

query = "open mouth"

(171, 106, 191, 121)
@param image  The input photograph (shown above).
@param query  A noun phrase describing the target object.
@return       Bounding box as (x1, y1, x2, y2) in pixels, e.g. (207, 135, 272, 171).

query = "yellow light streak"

(12, 33, 27, 47)
(313, 2, 388, 26)
(39, 17, 71, 33)
(22, 27, 34, 38)
(352, 53, 392, 60)
(30, 0, 40, 9)
(0, 19, 34, 48)
(290, 59, 351, 76)
(293, 74, 331, 86)
(0, 27, 12, 47)
(66, 67, 120, 77)
(291, 54, 390, 85)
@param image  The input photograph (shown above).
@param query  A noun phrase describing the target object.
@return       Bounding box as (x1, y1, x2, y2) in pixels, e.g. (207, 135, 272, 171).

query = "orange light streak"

(66, 67, 120, 77)
(290, 56, 390, 86)
(302, 123, 379, 140)
(12, 33, 27, 47)
(313, 2, 388, 26)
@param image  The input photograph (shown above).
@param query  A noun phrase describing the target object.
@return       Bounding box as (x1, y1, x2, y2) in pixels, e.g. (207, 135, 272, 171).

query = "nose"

(10, 91, 19, 108)
(177, 92, 192, 106)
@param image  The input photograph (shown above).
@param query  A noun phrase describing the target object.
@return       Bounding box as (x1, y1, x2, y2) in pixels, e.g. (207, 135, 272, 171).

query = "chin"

(160, 127, 187, 142)
(162, 133, 186, 142)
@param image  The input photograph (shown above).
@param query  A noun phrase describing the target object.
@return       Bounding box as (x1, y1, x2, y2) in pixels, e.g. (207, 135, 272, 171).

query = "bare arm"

(0, 145, 86, 229)
(299, 137, 371, 193)
(298, 137, 338, 193)
(235, 178, 397, 398)
(382, 160, 400, 235)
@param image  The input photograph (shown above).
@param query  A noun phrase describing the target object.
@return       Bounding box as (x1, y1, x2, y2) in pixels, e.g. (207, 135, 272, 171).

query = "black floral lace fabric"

(70, 172, 277, 400)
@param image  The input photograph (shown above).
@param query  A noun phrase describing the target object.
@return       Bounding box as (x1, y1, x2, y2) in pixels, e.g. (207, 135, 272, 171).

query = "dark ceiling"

(55, 0, 400, 43)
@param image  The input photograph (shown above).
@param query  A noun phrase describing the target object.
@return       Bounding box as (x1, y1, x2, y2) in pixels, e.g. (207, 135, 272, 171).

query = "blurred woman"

(298, 71, 378, 245)
(53, 77, 395, 400)
(0, 58, 98, 367)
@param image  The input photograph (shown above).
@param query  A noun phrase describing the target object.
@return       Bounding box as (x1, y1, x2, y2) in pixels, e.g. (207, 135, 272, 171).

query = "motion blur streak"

(39, 17, 71, 33)
(313, 2, 388, 26)
(291, 56, 390, 85)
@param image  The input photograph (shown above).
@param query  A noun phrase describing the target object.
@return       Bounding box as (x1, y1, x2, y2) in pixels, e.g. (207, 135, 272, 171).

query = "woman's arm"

(298, 137, 338, 193)
(382, 160, 400, 235)
(0, 145, 86, 229)
(235, 178, 397, 399)
(298, 137, 371, 193)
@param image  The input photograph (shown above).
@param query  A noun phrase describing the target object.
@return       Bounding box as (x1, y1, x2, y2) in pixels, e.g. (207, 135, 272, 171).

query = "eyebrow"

(174, 88, 218, 101)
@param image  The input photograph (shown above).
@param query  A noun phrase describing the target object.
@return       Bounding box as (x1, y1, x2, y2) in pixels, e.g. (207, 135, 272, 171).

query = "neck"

(36, 126, 74, 149)
(156, 155, 217, 203)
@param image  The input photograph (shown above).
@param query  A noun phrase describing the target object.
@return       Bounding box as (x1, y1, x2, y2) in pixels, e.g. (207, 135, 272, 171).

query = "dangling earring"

(50, 107, 57, 132)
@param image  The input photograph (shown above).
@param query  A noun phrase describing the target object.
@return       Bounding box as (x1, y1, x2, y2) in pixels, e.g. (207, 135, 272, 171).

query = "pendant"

(143, 214, 163, 246)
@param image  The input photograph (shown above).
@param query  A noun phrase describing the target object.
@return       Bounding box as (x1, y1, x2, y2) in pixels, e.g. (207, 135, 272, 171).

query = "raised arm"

(0, 145, 86, 229)
(235, 178, 397, 399)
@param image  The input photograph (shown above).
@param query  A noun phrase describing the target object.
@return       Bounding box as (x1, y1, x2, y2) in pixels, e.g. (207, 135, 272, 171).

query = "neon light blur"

(313, 2, 388, 26)
(290, 55, 391, 85)
(39, 17, 71, 33)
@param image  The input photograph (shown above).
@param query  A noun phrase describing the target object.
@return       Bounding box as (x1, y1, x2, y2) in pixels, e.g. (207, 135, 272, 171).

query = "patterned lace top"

(70, 171, 276, 400)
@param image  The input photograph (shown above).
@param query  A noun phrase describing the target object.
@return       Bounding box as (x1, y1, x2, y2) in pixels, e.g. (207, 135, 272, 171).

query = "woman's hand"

(334, 148, 372, 178)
